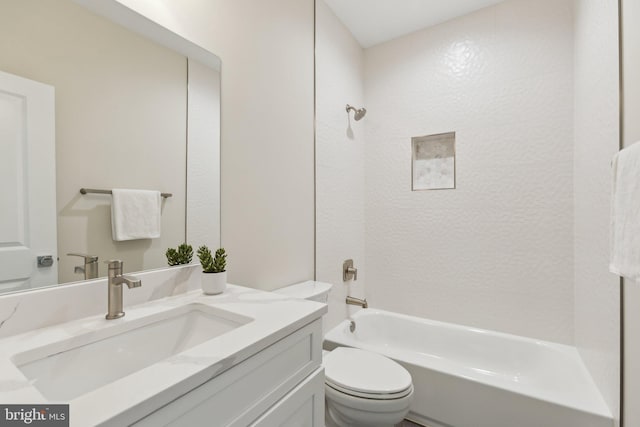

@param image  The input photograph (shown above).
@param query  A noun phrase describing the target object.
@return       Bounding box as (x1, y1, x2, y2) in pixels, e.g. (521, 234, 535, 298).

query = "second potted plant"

(197, 245, 227, 295)
(166, 243, 193, 266)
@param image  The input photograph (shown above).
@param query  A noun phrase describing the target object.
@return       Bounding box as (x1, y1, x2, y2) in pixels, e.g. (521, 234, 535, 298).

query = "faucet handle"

(343, 259, 358, 281)
(120, 275, 142, 289)
(67, 253, 98, 263)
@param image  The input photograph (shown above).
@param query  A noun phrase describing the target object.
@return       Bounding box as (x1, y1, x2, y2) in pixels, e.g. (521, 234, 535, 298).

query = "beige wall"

(113, 0, 316, 290)
(622, 0, 640, 425)
(0, 0, 187, 284)
(315, 0, 367, 332)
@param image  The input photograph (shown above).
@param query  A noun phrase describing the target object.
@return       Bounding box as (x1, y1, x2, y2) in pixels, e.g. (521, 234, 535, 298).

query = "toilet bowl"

(323, 347, 414, 427)
(273, 281, 414, 427)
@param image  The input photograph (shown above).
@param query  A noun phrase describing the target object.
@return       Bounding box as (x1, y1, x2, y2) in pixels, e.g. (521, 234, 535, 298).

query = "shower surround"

(317, 0, 619, 420)
(364, 0, 574, 343)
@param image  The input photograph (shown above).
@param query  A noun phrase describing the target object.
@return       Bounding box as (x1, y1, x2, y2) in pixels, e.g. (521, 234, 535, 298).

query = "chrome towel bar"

(79, 188, 172, 198)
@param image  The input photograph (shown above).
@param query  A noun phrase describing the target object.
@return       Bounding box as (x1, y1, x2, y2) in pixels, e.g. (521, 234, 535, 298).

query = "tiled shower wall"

(363, 0, 576, 344)
(573, 0, 620, 421)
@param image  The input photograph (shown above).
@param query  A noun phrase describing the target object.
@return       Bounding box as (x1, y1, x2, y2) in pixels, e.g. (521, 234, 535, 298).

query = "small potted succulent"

(166, 243, 193, 266)
(197, 245, 227, 294)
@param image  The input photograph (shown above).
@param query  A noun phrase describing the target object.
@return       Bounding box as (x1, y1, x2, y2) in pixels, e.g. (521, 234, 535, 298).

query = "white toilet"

(323, 347, 413, 427)
(274, 281, 415, 427)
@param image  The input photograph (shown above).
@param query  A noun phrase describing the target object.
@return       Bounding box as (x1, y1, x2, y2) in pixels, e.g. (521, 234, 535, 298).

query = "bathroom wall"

(363, 0, 575, 343)
(0, 0, 187, 284)
(622, 0, 640, 424)
(573, 0, 620, 421)
(112, 0, 315, 290)
(315, 0, 367, 331)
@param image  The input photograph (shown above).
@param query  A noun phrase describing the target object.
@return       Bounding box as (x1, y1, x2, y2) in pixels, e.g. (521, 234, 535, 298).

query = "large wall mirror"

(0, 0, 221, 294)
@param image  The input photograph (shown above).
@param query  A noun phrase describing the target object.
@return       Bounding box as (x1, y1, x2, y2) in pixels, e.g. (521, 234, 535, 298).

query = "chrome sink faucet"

(105, 260, 141, 320)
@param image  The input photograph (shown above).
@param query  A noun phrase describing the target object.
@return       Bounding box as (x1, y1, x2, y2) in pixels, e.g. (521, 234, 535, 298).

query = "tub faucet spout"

(346, 296, 368, 308)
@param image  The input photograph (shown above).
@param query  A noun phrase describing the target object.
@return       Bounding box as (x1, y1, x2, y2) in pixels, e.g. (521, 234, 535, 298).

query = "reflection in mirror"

(0, 0, 221, 294)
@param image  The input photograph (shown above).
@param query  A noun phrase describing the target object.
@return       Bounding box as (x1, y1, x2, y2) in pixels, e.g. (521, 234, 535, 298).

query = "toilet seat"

(326, 380, 414, 400)
(323, 347, 413, 400)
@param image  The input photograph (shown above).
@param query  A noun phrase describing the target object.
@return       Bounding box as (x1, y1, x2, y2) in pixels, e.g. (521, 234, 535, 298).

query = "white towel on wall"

(610, 142, 640, 280)
(111, 189, 161, 241)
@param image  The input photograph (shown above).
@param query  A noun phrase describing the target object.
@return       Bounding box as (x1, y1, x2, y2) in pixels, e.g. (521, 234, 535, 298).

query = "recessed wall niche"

(411, 132, 456, 191)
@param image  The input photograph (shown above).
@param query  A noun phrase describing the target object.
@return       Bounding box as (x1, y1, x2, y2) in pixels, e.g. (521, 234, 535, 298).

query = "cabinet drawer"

(250, 368, 324, 427)
(133, 319, 323, 427)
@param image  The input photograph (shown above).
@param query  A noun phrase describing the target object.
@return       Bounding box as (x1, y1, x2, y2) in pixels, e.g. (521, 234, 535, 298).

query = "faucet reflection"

(67, 253, 99, 280)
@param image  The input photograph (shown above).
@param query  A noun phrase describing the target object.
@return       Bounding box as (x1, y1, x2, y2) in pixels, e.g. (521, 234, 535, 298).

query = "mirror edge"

(72, 0, 221, 71)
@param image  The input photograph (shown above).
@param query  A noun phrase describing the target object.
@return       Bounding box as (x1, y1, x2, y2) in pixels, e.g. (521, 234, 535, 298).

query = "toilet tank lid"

(273, 280, 333, 300)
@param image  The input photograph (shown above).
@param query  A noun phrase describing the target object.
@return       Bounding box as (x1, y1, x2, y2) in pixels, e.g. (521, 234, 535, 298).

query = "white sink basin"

(13, 303, 252, 401)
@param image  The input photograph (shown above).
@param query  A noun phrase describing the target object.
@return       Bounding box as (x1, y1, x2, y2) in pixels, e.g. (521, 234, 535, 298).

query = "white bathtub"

(323, 309, 613, 427)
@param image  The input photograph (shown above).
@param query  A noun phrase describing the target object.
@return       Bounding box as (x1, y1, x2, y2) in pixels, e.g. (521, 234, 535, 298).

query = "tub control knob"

(343, 259, 358, 281)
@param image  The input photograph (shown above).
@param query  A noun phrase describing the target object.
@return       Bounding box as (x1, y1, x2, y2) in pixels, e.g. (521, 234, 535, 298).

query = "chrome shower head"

(346, 104, 367, 121)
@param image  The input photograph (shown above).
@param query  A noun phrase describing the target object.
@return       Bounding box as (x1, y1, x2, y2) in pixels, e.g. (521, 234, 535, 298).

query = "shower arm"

(346, 104, 367, 121)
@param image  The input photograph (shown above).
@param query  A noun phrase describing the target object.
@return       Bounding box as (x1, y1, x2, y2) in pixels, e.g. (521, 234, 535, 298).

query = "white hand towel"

(610, 142, 640, 280)
(111, 189, 161, 241)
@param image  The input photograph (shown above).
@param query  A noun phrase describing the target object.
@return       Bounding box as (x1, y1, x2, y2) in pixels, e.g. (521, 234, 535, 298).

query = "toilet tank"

(273, 280, 333, 303)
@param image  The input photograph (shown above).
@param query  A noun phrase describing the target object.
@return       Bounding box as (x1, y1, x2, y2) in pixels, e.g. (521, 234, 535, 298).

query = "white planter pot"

(201, 271, 227, 295)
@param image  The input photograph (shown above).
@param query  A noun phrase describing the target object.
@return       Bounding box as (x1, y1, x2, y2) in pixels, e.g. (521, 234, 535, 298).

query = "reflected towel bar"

(80, 188, 172, 198)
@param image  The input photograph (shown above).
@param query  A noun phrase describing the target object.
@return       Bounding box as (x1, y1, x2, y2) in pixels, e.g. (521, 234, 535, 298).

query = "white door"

(0, 70, 57, 293)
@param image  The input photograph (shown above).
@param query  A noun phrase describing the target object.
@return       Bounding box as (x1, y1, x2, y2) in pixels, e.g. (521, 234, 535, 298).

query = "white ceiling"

(323, 0, 505, 48)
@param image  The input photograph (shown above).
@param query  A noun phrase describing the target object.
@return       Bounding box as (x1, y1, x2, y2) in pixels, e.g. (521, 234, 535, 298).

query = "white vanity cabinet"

(131, 319, 324, 427)
(250, 368, 324, 427)
(0, 280, 327, 426)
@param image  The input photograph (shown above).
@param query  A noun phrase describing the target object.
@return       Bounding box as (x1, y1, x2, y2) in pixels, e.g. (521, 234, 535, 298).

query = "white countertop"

(0, 284, 326, 426)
